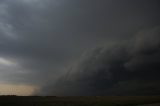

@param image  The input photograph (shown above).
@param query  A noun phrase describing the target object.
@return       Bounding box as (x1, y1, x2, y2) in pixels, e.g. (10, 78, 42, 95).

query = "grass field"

(0, 96, 160, 106)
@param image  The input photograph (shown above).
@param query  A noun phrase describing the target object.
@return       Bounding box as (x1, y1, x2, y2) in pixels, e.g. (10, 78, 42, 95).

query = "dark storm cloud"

(39, 27, 160, 96)
(0, 0, 160, 95)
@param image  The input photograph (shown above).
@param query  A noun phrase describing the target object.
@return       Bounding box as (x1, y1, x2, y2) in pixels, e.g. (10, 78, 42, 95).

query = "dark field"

(0, 96, 160, 106)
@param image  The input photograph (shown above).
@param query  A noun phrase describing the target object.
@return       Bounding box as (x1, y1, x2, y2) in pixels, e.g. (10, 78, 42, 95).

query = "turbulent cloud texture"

(39, 27, 160, 96)
(0, 0, 160, 95)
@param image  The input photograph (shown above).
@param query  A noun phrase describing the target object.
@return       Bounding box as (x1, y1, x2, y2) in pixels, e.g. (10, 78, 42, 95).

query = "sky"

(0, 0, 160, 96)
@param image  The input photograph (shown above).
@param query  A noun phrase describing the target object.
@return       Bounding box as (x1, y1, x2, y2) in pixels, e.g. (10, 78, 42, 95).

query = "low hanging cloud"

(38, 27, 160, 96)
(0, 0, 160, 96)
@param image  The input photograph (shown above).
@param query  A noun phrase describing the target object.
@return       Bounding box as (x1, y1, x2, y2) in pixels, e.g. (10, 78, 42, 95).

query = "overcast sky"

(0, 0, 160, 96)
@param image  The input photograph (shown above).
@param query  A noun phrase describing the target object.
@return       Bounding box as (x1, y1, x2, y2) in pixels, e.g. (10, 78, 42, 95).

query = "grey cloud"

(38, 27, 160, 96)
(0, 0, 159, 95)
(106, 80, 160, 95)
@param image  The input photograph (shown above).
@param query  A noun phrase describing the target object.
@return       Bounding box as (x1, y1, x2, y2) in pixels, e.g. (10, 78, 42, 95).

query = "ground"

(0, 96, 160, 106)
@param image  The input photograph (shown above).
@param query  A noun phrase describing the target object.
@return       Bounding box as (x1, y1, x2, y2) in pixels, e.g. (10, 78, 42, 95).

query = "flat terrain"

(137, 103, 160, 106)
(0, 96, 160, 106)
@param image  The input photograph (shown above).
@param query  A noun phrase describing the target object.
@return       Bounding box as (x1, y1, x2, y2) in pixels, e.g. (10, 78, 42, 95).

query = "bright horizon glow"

(0, 83, 38, 96)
